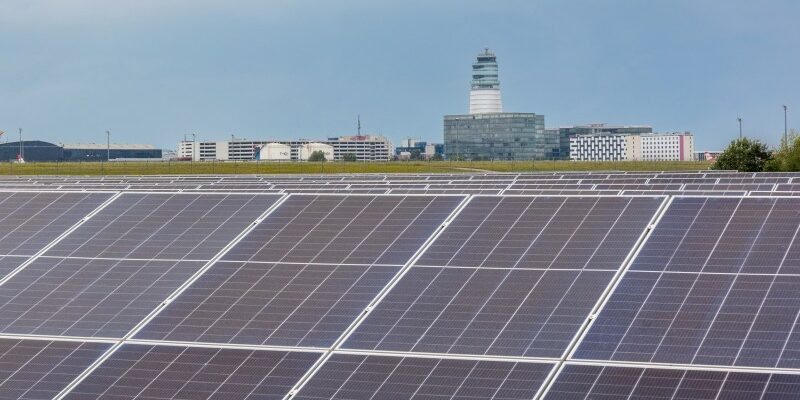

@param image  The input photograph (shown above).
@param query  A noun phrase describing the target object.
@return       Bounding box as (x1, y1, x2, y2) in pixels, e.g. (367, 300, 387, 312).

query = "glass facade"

(471, 49, 500, 90)
(443, 113, 557, 160)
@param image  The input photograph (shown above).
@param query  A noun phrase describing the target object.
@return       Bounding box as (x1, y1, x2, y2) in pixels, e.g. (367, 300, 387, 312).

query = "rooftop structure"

(469, 48, 503, 114)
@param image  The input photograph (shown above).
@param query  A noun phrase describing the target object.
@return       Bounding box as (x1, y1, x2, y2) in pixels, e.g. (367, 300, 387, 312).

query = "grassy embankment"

(0, 160, 713, 175)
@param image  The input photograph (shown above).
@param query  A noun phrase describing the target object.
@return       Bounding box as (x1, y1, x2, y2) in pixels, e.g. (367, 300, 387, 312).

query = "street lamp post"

(191, 133, 197, 161)
(106, 130, 111, 161)
(738, 117, 742, 139)
(784, 105, 789, 148)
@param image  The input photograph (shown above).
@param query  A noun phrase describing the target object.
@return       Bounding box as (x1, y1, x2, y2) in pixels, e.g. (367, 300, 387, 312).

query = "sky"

(1, 0, 798, 152)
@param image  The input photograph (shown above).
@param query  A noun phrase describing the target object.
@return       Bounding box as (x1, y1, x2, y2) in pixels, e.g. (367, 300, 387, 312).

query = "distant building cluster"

(443, 49, 698, 161)
(394, 139, 444, 160)
(178, 135, 394, 162)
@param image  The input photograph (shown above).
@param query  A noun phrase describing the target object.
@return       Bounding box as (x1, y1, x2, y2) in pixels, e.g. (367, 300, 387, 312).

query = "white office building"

(570, 132, 694, 161)
(178, 135, 393, 162)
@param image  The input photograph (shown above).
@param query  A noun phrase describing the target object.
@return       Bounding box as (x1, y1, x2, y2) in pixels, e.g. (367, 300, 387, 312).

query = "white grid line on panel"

(53, 193, 291, 400)
(0, 192, 124, 288)
(283, 195, 474, 400)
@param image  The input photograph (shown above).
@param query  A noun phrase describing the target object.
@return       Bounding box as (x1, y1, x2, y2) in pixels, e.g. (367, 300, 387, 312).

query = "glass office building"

(443, 113, 557, 160)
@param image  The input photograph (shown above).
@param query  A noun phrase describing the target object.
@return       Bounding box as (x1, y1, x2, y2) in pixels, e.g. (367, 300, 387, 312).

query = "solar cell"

(0, 338, 110, 400)
(344, 268, 614, 357)
(293, 353, 553, 400)
(45, 193, 281, 260)
(64, 344, 320, 400)
(136, 262, 400, 347)
(222, 195, 464, 265)
(415, 196, 662, 269)
(544, 364, 800, 399)
(0, 192, 113, 255)
(0, 257, 205, 337)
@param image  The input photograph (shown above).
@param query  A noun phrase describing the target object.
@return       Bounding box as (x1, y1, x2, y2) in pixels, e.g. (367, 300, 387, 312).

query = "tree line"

(713, 129, 800, 172)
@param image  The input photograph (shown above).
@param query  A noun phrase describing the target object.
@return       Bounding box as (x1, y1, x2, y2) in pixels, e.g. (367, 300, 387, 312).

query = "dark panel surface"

(415, 196, 661, 269)
(0, 192, 112, 255)
(46, 193, 280, 260)
(344, 267, 614, 357)
(632, 197, 800, 274)
(136, 262, 400, 347)
(65, 345, 319, 400)
(0, 338, 110, 400)
(574, 271, 800, 368)
(0, 257, 205, 337)
(294, 354, 552, 400)
(545, 364, 800, 399)
(222, 195, 463, 265)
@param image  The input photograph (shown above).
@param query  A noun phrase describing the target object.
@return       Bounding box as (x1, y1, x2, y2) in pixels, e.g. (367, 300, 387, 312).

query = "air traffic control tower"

(469, 48, 503, 114)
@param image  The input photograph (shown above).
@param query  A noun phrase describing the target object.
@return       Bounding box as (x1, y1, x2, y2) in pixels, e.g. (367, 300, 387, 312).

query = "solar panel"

(573, 271, 800, 367)
(0, 338, 110, 400)
(64, 344, 320, 400)
(573, 197, 800, 368)
(631, 197, 800, 274)
(0, 192, 113, 255)
(343, 268, 614, 357)
(0, 257, 205, 337)
(293, 353, 554, 400)
(45, 193, 281, 260)
(222, 195, 464, 265)
(415, 196, 663, 269)
(135, 262, 401, 347)
(544, 364, 800, 399)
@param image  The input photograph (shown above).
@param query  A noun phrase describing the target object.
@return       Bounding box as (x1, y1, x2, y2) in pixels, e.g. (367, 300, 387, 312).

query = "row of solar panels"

(0, 191, 798, 398)
(4, 172, 800, 197)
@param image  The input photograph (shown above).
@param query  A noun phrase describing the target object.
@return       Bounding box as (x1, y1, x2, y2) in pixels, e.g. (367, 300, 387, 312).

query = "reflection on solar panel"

(0, 192, 112, 255)
(344, 268, 614, 357)
(46, 193, 280, 260)
(65, 344, 320, 400)
(0, 257, 205, 337)
(0, 338, 110, 400)
(136, 262, 401, 347)
(293, 354, 553, 400)
(544, 364, 800, 399)
(416, 196, 662, 269)
(223, 195, 464, 265)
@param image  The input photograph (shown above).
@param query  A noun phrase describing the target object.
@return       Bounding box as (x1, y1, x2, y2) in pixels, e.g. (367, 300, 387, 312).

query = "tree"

(765, 129, 800, 172)
(409, 149, 422, 161)
(308, 150, 327, 162)
(430, 153, 444, 161)
(342, 153, 357, 162)
(712, 138, 772, 172)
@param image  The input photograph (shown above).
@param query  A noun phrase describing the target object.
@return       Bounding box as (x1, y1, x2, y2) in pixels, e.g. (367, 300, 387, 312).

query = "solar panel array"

(0, 171, 798, 398)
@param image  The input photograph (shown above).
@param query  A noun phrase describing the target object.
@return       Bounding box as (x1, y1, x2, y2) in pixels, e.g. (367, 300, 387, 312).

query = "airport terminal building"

(0, 141, 162, 162)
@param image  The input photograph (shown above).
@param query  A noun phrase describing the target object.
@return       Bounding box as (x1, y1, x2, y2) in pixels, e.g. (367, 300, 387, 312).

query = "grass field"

(0, 160, 714, 175)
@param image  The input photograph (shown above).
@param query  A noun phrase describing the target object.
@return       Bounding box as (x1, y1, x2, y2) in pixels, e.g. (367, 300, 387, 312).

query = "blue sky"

(1, 0, 797, 151)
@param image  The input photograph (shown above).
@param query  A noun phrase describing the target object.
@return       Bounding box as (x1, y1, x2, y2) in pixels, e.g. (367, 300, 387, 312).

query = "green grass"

(0, 160, 714, 176)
